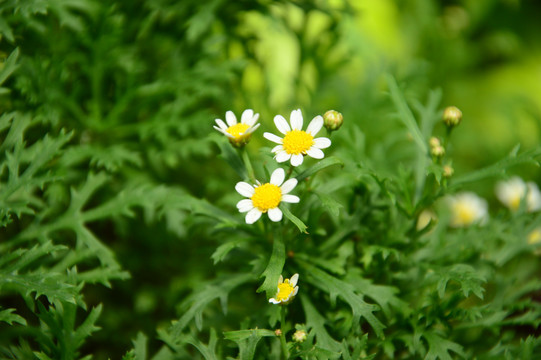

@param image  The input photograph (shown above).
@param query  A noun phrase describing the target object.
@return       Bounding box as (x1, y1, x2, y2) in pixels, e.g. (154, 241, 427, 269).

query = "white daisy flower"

(213, 109, 260, 147)
(447, 192, 488, 228)
(269, 273, 299, 305)
(235, 168, 299, 224)
(263, 109, 331, 167)
(495, 176, 541, 212)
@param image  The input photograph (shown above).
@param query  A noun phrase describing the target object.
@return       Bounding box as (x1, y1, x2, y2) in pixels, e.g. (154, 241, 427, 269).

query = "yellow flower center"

(251, 183, 281, 212)
(528, 229, 541, 244)
(510, 195, 521, 211)
(275, 279, 295, 301)
(227, 123, 250, 139)
(454, 203, 475, 225)
(282, 130, 314, 155)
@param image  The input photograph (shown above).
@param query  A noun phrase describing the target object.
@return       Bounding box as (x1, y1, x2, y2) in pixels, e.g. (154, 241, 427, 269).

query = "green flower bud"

(292, 329, 307, 343)
(323, 110, 343, 131)
(443, 106, 462, 127)
(443, 164, 454, 178)
(429, 137, 445, 157)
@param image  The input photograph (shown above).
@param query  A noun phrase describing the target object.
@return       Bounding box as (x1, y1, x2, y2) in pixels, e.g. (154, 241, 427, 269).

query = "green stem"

(280, 306, 289, 359)
(241, 147, 256, 183)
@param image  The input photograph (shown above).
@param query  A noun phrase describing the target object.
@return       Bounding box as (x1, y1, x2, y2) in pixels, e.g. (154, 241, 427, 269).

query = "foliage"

(1, 0, 541, 359)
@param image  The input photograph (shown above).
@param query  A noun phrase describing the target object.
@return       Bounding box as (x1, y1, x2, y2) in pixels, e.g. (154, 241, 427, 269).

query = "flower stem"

(241, 147, 256, 183)
(280, 306, 289, 359)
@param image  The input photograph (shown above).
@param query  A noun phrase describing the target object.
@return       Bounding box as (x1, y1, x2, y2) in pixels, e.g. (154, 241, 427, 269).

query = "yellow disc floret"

(454, 203, 475, 226)
(251, 183, 282, 212)
(282, 130, 314, 155)
(227, 123, 250, 139)
(275, 279, 295, 302)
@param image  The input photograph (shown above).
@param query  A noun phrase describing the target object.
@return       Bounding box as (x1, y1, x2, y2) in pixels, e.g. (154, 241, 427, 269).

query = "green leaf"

(0, 48, 19, 86)
(450, 145, 541, 189)
(257, 235, 286, 298)
(385, 74, 428, 154)
(295, 156, 344, 182)
(131, 332, 148, 360)
(0, 308, 27, 325)
(300, 295, 342, 353)
(171, 273, 252, 336)
(211, 239, 246, 264)
(281, 205, 308, 233)
(185, 328, 219, 360)
(423, 331, 465, 360)
(211, 134, 247, 180)
(316, 191, 343, 218)
(223, 329, 276, 341)
(298, 260, 385, 338)
(435, 264, 486, 299)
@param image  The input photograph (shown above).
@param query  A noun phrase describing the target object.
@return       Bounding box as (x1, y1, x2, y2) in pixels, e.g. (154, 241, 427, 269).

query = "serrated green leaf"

(0, 48, 19, 86)
(435, 264, 486, 299)
(0, 308, 27, 325)
(281, 205, 308, 233)
(223, 329, 276, 341)
(295, 156, 344, 182)
(132, 332, 148, 360)
(185, 328, 219, 360)
(298, 260, 385, 338)
(385, 74, 428, 154)
(423, 331, 465, 360)
(316, 191, 343, 218)
(257, 235, 286, 299)
(300, 295, 342, 353)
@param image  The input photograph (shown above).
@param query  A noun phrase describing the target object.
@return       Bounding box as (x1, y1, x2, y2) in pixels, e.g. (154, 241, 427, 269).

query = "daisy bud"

(443, 106, 462, 128)
(292, 329, 307, 343)
(274, 329, 282, 336)
(429, 137, 445, 157)
(323, 110, 343, 131)
(443, 164, 454, 178)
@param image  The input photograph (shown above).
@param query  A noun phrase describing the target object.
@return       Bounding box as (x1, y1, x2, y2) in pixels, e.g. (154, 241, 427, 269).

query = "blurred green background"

(2, 0, 541, 358)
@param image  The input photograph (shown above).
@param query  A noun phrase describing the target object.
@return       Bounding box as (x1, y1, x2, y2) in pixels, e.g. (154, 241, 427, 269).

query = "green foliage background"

(1, 0, 541, 359)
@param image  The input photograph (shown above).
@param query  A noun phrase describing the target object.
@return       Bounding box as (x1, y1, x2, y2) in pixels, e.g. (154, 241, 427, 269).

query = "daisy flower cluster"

(214, 108, 339, 225)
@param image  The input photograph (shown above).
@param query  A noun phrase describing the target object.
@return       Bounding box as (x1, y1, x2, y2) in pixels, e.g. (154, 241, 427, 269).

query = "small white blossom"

(213, 109, 260, 147)
(495, 176, 541, 212)
(235, 168, 299, 224)
(269, 274, 299, 305)
(447, 192, 488, 228)
(264, 109, 331, 167)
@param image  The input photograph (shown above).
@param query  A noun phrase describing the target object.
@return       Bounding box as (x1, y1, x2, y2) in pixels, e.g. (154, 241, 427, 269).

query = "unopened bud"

(292, 329, 307, 342)
(443, 164, 454, 178)
(274, 329, 282, 336)
(443, 106, 462, 127)
(429, 137, 441, 148)
(323, 110, 343, 131)
(429, 137, 445, 157)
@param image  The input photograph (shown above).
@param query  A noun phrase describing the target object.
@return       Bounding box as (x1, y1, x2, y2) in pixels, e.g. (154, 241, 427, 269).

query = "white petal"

(236, 199, 254, 213)
(274, 115, 291, 135)
(268, 207, 283, 222)
(280, 178, 298, 194)
(282, 194, 300, 203)
(241, 109, 254, 124)
(275, 151, 291, 163)
(214, 119, 228, 130)
(270, 168, 285, 186)
(292, 286, 299, 296)
(225, 111, 237, 126)
(264, 132, 284, 144)
(269, 298, 281, 304)
(244, 123, 260, 135)
(306, 147, 324, 159)
(306, 115, 323, 136)
(271, 145, 283, 153)
(290, 273, 299, 287)
(235, 182, 255, 197)
(246, 113, 260, 127)
(291, 154, 304, 167)
(313, 137, 331, 149)
(245, 208, 262, 224)
(213, 126, 234, 138)
(278, 275, 284, 284)
(290, 109, 303, 130)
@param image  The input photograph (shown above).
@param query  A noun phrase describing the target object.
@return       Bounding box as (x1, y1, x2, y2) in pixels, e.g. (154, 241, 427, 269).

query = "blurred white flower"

(269, 273, 299, 305)
(213, 109, 260, 147)
(235, 168, 299, 224)
(264, 109, 331, 167)
(495, 176, 541, 212)
(447, 192, 488, 228)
